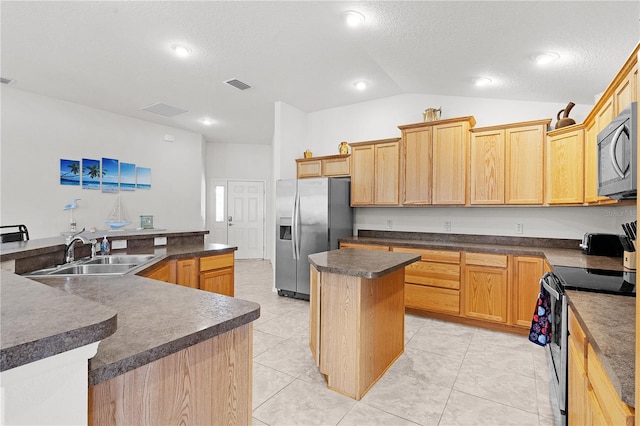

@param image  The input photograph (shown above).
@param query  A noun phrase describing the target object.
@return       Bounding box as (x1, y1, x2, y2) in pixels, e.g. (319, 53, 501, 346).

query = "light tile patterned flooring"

(235, 259, 555, 426)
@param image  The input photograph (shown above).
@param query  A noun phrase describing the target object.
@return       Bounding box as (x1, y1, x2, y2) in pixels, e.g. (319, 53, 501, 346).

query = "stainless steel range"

(540, 266, 635, 426)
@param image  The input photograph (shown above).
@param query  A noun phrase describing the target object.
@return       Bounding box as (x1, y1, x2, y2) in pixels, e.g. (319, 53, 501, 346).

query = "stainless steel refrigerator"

(275, 177, 353, 300)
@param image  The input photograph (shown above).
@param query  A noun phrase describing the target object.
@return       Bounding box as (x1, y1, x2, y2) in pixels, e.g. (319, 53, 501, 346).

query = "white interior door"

(227, 180, 265, 259)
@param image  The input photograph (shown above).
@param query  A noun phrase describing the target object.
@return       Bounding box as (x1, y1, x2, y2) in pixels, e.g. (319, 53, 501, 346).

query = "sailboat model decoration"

(105, 195, 131, 230)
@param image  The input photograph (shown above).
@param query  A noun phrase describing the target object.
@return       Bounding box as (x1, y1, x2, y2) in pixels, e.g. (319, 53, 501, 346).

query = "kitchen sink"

(22, 254, 158, 277)
(50, 263, 136, 275)
(83, 255, 156, 265)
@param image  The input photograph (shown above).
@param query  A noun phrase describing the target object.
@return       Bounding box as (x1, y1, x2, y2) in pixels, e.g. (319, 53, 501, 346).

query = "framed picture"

(102, 157, 119, 193)
(120, 162, 136, 191)
(60, 159, 80, 186)
(137, 167, 151, 190)
(82, 158, 101, 190)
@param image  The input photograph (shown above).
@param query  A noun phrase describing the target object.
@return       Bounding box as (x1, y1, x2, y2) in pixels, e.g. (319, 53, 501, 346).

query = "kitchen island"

(0, 232, 260, 425)
(308, 248, 420, 400)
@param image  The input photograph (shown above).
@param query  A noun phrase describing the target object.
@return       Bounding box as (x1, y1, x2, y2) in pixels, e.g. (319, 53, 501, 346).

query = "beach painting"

(60, 159, 80, 186)
(101, 157, 119, 193)
(137, 167, 151, 190)
(82, 158, 102, 190)
(120, 162, 136, 191)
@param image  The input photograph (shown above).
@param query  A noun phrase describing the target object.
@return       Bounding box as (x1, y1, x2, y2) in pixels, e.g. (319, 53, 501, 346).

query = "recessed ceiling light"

(354, 80, 368, 90)
(533, 52, 560, 65)
(201, 118, 215, 126)
(473, 77, 492, 87)
(170, 43, 192, 58)
(343, 10, 365, 27)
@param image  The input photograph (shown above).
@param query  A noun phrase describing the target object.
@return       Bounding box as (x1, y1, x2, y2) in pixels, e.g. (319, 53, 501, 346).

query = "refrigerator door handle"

(294, 190, 301, 259)
(290, 190, 297, 259)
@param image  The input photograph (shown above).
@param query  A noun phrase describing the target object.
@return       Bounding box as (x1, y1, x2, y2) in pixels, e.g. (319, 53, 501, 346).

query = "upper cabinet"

(349, 138, 400, 206)
(469, 119, 549, 205)
(546, 124, 585, 205)
(398, 116, 475, 206)
(296, 154, 351, 179)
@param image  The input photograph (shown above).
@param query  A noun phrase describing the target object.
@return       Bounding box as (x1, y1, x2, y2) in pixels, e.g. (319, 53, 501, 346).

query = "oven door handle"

(541, 278, 561, 300)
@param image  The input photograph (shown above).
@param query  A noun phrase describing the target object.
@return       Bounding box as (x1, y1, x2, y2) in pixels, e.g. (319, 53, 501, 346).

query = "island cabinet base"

(311, 266, 405, 400)
(88, 323, 253, 426)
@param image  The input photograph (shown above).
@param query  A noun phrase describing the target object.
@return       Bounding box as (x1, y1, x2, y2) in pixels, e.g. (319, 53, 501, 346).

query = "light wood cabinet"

(469, 127, 504, 204)
(462, 253, 509, 324)
(296, 154, 351, 179)
(505, 122, 547, 204)
(613, 60, 638, 113)
(431, 117, 475, 204)
(400, 124, 432, 205)
(470, 120, 548, 205)
(142, 259, 176, 283)
(176, 258, 199, 288)
(567, 306, 635, 425)
(349, 138, 400, 206)
(510, 256, 544, 327)
(199, 253, 234, 297)
(140, 252, 235, 297)
(392, 246, 461, 315)
(546, 125, 585, 204)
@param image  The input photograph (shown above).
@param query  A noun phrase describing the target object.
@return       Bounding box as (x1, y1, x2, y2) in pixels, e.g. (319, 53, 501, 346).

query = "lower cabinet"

(391, 247, 461, 315)
(140, 253, 234, 296)
(568, 307, 635, 425)
(176, 258, 199, 288)
(462, 253, 509, 324)
(510, 256, 545, 327)
(200, 253, 234, 297)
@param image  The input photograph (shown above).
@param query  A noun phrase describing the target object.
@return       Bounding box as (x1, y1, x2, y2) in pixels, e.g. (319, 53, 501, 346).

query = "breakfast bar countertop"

(308, 248, 420, 278)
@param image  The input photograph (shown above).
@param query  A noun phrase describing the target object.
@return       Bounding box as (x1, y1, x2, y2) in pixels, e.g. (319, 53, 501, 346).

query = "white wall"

(1, 88, 206, 239)
(205, 142, 273, 259)
(272, 93, 634, 240)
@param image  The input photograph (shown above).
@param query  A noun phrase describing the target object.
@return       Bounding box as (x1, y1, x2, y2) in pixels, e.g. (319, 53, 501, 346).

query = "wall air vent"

(224, 78, 252, 91)
(1, 77, 16, 85)
(140, 102, 188, 117)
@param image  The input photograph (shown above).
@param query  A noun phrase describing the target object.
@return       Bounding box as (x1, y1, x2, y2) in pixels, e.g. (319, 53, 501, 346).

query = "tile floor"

(235, 259, 555, 426)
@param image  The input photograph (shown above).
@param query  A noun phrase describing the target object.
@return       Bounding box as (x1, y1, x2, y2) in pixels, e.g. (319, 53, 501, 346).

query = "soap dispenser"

(101, 236, 110, 255)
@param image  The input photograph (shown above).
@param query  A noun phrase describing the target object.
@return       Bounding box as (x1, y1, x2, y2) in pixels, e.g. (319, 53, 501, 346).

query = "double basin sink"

(24, 254, 158, 277)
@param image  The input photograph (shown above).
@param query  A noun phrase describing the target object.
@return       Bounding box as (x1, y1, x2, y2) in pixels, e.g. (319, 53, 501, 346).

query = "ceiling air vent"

(1, 77, 16, 85)
(140, 102, 188, 117)
(224, 78, 251, 91)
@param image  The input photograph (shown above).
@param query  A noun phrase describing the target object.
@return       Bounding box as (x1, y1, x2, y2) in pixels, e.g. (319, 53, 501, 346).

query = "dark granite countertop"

(567, 291, 635, 407)
(308, 249, 420, 278)
(1, 271, 118, 372)
(3, 240, 259, 386)
(340, 236, 625, 271)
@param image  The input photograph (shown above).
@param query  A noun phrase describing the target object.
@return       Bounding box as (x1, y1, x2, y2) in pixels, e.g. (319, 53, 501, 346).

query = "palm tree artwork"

(60, 159, 80, 186)
(82, 158, 103, 190)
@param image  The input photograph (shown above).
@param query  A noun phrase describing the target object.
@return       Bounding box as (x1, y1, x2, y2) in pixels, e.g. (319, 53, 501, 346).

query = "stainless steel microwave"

(598, 101, 637, 200)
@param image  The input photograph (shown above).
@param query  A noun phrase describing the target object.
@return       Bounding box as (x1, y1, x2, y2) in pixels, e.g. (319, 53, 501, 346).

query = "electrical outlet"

(516, 223, 524, 234)
(444, 221, 451, 231)
(386, 220, 393, 229)
(111, 239, 127, 250)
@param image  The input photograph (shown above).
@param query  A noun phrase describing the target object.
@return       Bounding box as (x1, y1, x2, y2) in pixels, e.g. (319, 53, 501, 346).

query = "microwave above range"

(598, 101, 637, 200)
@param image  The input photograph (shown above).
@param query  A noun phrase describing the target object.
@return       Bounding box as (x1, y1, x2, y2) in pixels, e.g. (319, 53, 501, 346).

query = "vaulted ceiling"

(2, 1, 639, 145)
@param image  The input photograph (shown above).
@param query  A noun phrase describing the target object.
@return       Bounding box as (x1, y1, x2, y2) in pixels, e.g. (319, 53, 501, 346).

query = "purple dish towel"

(528, 283, 551, 346)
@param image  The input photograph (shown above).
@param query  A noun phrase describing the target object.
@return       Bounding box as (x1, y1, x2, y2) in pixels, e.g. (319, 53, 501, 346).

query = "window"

(215, 185, 225, 222)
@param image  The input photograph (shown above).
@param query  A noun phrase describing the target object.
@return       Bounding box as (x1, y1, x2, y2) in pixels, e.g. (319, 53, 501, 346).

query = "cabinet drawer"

(404, 261, 460, 289)
(340, 243, 389, 251)
(465, 252, 508, 268)
(405, 283, 460, 315)
(587, 344, 634, 425)
(200, 253, 234, 271)
(392, 247, 460, 263)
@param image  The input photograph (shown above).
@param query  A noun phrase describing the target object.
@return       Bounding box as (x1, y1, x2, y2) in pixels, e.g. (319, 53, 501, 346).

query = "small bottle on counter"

(101, 236, 110, 255)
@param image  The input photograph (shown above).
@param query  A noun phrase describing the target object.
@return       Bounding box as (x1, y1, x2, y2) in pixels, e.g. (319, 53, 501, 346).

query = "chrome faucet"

(63, 228, 97, 263)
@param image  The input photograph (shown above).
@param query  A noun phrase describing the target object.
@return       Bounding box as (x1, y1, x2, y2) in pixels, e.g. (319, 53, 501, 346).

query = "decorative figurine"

(339, 142, 349, 155)
(423, 107, 442, 122)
